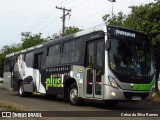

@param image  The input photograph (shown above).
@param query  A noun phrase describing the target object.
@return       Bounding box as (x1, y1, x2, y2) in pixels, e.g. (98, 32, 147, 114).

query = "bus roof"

(5, 24, 147, 58)
(5, 24, 106, 58)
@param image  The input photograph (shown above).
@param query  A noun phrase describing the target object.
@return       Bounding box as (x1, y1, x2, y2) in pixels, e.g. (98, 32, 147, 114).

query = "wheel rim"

(19, 85, 23, 95)
(70, 88, 78, 103)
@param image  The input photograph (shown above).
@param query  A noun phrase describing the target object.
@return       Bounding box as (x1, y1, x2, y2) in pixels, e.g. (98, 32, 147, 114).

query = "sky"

(0, 0, 155, 49)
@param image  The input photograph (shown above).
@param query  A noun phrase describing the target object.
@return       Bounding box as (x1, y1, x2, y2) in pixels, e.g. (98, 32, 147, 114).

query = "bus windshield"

(109, 37, 154, 77)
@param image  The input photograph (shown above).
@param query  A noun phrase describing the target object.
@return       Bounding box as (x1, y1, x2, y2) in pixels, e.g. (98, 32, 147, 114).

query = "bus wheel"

(18, 82, 26, 97)
(69, 83, 83, 105)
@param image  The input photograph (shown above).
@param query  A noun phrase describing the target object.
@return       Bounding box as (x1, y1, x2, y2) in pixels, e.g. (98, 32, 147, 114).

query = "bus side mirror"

(105, 40, 111, 51)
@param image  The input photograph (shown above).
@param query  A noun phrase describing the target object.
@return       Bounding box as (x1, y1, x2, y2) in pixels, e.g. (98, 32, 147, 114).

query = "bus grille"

(123, 92, 149, 100)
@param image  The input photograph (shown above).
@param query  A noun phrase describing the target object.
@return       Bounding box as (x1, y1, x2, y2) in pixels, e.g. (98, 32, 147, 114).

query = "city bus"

(3, 24, 155, 105)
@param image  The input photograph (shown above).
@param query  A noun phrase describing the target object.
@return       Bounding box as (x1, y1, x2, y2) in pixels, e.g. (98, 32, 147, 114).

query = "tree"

(45, 33, 61, 41)
(21, 32, 45, 49)
(124, 1, 160, 45)
(63, 26, 82, 36)
(46, 26, 82, 41)
(102, 11, 126, 27)
(0, 44, 22, 77)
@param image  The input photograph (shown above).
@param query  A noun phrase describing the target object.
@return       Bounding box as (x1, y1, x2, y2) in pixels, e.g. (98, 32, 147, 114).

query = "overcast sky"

(0, 0, 155, 49)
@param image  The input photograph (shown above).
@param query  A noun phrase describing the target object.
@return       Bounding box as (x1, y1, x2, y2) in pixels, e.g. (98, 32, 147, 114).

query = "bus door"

(34, 52, 43, 92)
(84, 39, 104, 98)
(4, 56, 16, 90)
(10, 57, 16, 90)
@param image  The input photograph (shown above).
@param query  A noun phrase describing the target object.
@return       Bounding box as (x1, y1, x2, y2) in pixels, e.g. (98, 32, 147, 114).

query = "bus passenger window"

(46, 44, 60, 66)
(86, 43, 95, 68)
(97, 41, 103, 67)
(25, 52, 33, 67)
(61, 40, 80, 64)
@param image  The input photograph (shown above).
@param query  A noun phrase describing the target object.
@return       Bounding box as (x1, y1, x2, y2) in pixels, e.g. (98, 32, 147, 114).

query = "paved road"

(0, 87, 160, 120)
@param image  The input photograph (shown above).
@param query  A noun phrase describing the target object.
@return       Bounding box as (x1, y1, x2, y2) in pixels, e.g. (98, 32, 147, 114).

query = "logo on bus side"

(45, 74, 63, 90)
(78, 67, 83, 72)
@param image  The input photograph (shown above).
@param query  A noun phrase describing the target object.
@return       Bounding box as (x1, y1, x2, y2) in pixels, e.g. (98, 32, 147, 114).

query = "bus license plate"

(132, 96, 141, 100)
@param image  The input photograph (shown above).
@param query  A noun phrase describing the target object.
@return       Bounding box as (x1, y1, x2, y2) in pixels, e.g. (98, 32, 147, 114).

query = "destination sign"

(115, 29, 136, 38)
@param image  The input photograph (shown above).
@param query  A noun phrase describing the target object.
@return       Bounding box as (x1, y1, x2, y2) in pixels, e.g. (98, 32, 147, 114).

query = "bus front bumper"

(103, 85, 155, 101)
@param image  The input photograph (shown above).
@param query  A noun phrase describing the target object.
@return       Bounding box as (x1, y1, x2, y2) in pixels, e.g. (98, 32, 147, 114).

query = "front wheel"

(68, 83, 83, 105)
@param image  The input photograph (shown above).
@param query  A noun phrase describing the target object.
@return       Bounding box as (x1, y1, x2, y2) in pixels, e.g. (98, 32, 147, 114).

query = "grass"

(0, 101, 28, 111)
(152, 91, 160, 101)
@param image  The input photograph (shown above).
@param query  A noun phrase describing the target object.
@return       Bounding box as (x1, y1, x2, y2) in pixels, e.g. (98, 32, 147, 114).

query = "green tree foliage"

(21, 32, 45, 49)
(46, 26, 82, 41)
(0, 44, 22, 77)
(102, 11, 126, 27)
(63, 26, 82, 36)
(124, 0, 160, 45)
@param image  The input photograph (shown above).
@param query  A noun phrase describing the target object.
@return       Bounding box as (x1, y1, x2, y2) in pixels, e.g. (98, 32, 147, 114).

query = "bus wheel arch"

(18, 79, 32, 97)
(18, 80, 25, 97)
(64, 78, 83, 105)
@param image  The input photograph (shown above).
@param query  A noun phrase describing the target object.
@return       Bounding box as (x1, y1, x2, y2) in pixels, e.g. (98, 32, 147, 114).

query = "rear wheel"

(18, 82, 32, 97)
(68, 83, 83, 105)
(18, 82, 26, 97)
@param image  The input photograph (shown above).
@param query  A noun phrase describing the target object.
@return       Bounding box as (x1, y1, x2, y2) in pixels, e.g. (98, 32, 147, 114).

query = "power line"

(21, 0, 70, 32)
(36, 17, 59, 33)
(71, 0, 90, 9)
(60, 0, 75, 6)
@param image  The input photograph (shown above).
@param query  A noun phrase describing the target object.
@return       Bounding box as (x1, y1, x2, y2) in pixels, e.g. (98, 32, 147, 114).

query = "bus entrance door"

(34, 52, 43, 92)
(84, 40, 104, 99)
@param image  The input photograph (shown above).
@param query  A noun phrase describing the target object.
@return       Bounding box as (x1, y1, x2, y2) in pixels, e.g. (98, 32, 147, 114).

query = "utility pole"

(56, 6, 71, 36)
(108, 0, 116, 18)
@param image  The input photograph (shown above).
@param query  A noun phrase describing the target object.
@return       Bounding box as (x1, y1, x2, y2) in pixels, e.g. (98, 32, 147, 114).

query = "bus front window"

(109, 38, 154, 77)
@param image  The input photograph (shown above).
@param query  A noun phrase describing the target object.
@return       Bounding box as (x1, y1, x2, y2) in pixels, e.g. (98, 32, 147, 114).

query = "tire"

(18, 82, 32, 97)
(18, 82, 26, 97)
(68, 83, 83, 105)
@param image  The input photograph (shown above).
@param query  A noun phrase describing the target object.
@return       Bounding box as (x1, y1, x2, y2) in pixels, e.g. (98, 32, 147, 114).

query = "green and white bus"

(3, 24, 155, 105)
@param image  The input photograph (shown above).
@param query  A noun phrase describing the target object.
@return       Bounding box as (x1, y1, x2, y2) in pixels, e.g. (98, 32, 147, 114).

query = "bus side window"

(46, 44, 60, 66)
(25, 52, 33, 67)
(86, 43, 94, 68)
(61, 40, 80, 64)
(10, 61, 13, 72)
(96, 41, 104, 67)
(4, 58, 10, 72)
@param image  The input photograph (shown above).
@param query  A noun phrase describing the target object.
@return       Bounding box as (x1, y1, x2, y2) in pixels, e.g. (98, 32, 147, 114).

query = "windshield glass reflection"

(109, 38, 154, 77)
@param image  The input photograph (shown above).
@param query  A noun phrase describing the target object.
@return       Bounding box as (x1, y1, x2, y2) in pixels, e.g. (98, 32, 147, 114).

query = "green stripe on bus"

(132, 80, 154, 91)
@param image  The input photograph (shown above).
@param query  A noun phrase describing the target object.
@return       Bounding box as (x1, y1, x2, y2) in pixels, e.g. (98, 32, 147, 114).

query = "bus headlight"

(108, 76, 118, 88)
